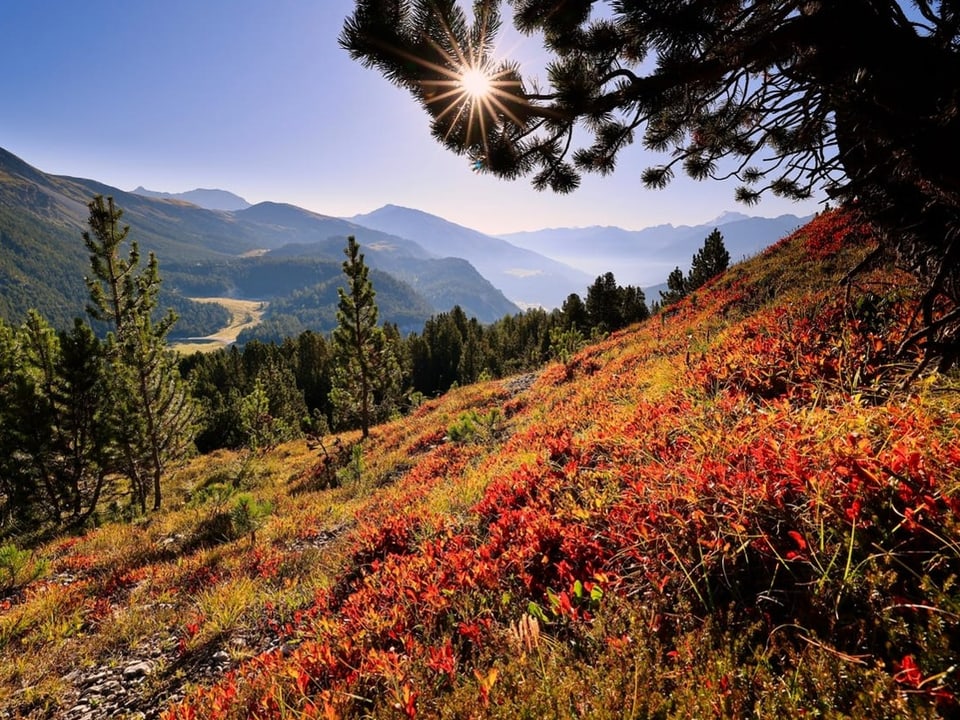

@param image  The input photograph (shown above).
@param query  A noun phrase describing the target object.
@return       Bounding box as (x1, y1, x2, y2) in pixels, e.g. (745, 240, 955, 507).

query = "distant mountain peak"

(347, 204, 592, 309)
(709, 210, 752, 225)
(366, 204, 445, 222)
(131, 186, 251, 212)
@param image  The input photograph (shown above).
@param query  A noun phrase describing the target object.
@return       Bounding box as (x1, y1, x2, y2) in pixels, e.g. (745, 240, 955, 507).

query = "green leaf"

(527, 601, 549, 622)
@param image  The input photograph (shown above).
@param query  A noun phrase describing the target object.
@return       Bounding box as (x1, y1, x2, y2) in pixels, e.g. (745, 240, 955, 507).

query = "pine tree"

(343, 1, 960, 368)
(17, 311, 64, 521)
(585, 272, 622, 333)
(560, 293, 589, 335)
(83, 196, 197, 512)
(290, 331, 332, 423)
(0, 321, 24, 526)
(376, 322, 405, 420)
(456, 317, 486, 386)
(0, 316, 50, 525)
(420, 311, 465, 394)
(660, 267, 689, 308)
(330, 236, 398, 438)
(620, 285, 650, 326)
(55, 319, 111, 523)
(688, 229, 731, 291)
(0, 315, 111, 527)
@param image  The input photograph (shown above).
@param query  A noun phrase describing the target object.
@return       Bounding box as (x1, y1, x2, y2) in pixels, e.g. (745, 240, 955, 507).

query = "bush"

(447, 408, 503, 444)
(0, 544, 47, 595)
(229, 493, 273, 545)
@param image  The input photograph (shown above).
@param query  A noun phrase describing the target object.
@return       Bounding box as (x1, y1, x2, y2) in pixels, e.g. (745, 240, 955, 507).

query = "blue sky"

(0, 1, 820, 235)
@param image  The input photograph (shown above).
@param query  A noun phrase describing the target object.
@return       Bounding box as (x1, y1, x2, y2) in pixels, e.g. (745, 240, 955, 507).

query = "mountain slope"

(0, 148, 517, 331)
(246, 202, 519, 323)
(349, 204, 593, 308)
(266, 245, 517, 325)
(0, 147, 263, 329)
(3, 209, 957, 718)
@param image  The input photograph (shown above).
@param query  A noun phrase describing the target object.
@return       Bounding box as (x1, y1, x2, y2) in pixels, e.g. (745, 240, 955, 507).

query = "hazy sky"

(0, 1, 821, 235)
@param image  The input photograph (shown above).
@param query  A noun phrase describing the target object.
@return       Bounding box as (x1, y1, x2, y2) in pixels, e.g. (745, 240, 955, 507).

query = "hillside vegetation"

(1, 209, 958, 718)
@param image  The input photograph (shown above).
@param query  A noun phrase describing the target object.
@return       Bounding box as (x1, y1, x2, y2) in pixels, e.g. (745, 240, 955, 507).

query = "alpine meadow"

(1, 1, 959, 719)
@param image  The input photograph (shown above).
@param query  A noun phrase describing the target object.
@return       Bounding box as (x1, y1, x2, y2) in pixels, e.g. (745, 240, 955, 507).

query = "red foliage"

(161, 207, 959, 719)
(802, 207, 875, 258)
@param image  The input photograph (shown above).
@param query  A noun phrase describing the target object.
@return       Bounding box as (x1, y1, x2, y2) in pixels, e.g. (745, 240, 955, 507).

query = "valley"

(169, 298, 267, 354)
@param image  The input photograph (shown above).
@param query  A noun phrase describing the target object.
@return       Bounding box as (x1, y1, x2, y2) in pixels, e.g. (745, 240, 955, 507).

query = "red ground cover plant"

(164, 257, 955, 715)
(6, 208, 957, 719)
(165, 374, 959, 716)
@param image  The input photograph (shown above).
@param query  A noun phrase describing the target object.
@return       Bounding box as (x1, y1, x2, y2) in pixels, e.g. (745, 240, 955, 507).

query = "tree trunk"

(820, 2, 960, 366)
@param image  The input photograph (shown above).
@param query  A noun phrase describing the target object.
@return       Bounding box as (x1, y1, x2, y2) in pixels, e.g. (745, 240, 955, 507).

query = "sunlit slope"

(2, 209, 957, 719)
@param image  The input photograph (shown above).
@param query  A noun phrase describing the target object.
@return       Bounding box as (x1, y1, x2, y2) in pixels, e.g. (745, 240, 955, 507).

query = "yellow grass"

(169, 298, 267, 354)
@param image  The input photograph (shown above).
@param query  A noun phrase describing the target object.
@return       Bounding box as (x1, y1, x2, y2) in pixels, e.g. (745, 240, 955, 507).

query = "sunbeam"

(459, 66, 492, 99)
(382, 6, 528, 164)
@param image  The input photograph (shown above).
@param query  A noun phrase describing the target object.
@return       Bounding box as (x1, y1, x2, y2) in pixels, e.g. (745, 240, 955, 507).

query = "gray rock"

(82, 670, 111, 685)
(122, 661, 154, 678)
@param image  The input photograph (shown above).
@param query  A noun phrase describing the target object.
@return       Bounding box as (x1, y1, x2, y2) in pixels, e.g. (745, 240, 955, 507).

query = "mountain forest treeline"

(0, 196, 731, 532)
(182, 264, 654, 451)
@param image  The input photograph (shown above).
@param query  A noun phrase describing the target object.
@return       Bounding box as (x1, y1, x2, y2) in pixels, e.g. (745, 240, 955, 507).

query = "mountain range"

(499, 211, 812, 288)
(347, 205, 593, 309)
(1, 145, 813, 342)
(0, 147, 520, 336)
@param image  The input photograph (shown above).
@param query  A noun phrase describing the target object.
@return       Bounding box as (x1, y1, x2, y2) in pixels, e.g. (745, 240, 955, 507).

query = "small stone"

(101, 679, 122, 693)
(122, 661, 154, 678)
(83, 670, 111, 685)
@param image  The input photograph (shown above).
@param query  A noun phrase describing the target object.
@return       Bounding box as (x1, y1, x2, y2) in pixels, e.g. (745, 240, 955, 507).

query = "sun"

(402, 6, 528, 159)
(459, 66, 492, 99)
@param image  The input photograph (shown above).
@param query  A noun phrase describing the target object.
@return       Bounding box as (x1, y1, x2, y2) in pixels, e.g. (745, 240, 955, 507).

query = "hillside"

(1, 209, 958, 718)
(0, 148, 517, 333)
(348, 205, 593, 309)
(0, 147, 262, 332)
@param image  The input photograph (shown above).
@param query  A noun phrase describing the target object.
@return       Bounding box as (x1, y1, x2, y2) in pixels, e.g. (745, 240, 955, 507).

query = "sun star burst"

(390, 6, 527, 164)
(459, 67, 492, 99)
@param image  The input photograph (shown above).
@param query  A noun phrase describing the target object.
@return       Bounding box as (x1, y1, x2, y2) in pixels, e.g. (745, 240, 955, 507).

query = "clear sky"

(0, 1, 821, 235)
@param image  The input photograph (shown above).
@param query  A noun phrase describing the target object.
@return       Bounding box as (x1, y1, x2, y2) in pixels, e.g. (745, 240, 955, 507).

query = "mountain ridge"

(347, 204, 594, 309)
(131, 186, 252, 211)
(499, 212, 813, 287)
(0, 147, 517, 330)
